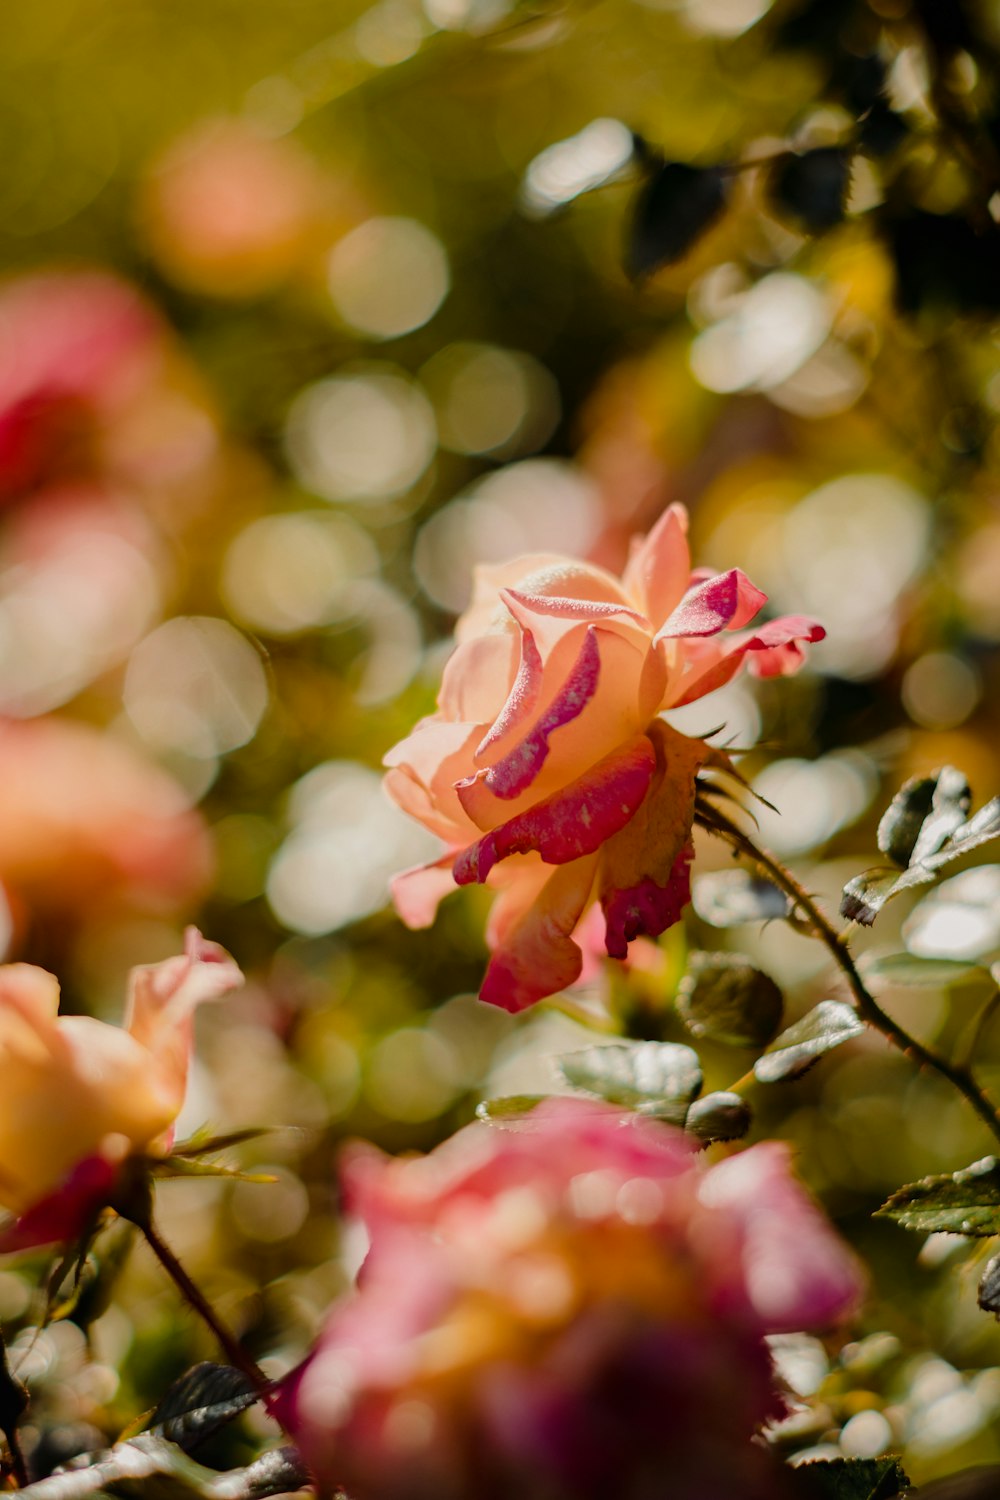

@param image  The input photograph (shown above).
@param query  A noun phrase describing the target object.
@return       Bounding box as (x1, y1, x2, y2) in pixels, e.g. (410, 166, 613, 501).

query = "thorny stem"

(141, 1221, 270, 1397)
(698, 802, 1000, 1148)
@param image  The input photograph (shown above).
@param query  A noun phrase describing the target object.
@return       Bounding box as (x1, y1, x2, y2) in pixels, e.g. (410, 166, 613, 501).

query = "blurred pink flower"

(273, 1099, 862, 1500)
(0, 717, 213, 930)
(0, 928, 242, 1251)
(385, 506, 823, 1010)
(0, 270, 219, 506)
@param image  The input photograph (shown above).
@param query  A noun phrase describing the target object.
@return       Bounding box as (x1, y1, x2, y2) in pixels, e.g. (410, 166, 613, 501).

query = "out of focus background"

(4, 0, 1000, 1484)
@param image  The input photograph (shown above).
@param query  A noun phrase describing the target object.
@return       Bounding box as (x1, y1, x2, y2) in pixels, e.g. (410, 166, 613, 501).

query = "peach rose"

(0, 928, 242, 1252)
(385, 506, 823, 1010)
(272, 1099, 861, 1500)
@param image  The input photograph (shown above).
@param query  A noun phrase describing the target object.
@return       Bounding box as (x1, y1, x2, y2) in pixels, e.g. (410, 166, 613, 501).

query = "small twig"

(141, 1222, 270, 1397)
(697, 803, 1000, 1147)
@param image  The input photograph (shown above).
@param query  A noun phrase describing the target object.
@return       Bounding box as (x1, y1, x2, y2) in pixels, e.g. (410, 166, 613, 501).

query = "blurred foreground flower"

(274, 1098, 861, 1500)
(0, 928, 242, 1252)
(385, 505, 823, 1009)
(0, 717, 213, 938)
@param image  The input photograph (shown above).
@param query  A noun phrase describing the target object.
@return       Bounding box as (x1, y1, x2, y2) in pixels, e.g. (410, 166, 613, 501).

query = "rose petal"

(384, 718, 484, 841)
(657, 570, 767, 641)
(699, 1142, 864, 1332)
(391, 854, 458, 929)
(597, 721, 707, 957)
(602, 843, 693, 961)
(670, 615, 825, 707)
(479, 856, 598, 1012)
(622, 503, 691, 628)
(458, 627, 651, 829)
(454, 735, 656, 885)
(0, 1153, 120, 1254)
(501, 587, 650, 660)
(475, 628, 544, 762)
(470, 626, 600, 802)
(125, 928, 243, 1136)
(438, 630, 518, 725)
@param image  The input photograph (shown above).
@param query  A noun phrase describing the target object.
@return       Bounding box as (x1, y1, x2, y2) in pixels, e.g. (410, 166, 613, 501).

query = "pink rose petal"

(657, 569, 767, 641)
(454, 735, 656, 885)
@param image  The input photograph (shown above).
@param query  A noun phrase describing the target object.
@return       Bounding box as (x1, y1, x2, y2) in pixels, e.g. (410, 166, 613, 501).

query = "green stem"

(141, 1221, 270, 1396)
(698, 804, 1000, 1148)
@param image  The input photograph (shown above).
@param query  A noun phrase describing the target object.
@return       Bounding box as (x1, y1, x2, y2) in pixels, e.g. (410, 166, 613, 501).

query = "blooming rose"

(273, 1099, 862, 1500)
(385, 506, 823, 1010)
(0, 928, 242, 1252)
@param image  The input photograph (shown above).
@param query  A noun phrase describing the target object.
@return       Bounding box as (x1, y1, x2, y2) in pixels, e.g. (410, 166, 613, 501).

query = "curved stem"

(141, 1221, 270, 1397)
(698, 804, 1000, 1147)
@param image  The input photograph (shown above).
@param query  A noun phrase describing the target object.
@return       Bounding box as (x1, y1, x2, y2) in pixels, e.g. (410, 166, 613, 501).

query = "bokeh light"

(328, 217, 450, 339)
(285, 368, 437, 504)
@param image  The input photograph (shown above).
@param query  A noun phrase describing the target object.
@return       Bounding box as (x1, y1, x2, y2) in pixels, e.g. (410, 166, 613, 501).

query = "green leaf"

(859, 952, 985, 987)
(877, 1156, 1000, 1236)
(676, 951, 784, 1048)
(691, 869, 791, 927)
(792, 1455, 909, 1499)
(171, 1127, 273, 1159)
(475, 1095, 548, 1128)
(843, 772, 1000, 927)
(754, 1001, 864, 1084)
(558, 1041, 702, 1122)
(685, 1091, 752, 1144)
(626, 160, 728, 280)
(840, 868, 905, 926)
(147, 1363, 258, 1452)
(770, 146, 853, 233)
(151, 1158, 276, 1183)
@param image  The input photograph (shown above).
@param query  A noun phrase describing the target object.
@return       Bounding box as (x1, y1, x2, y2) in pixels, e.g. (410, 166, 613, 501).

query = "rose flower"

(273, 1099, 862, 1500)
(0, 928, 242, 1253)
(385, 506, 823, 1010)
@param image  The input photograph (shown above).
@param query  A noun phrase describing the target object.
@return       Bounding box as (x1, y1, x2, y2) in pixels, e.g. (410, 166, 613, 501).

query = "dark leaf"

(676, 951, 783, 1048)
(978, 1252, 1000, 1315)
(626, 160, 728, 280)
(857, 101, 909, 158)
(770, 147, 852, 233)
(792, 1455, 909, 1499)
(558, 1041, 702, 1122)
(877, 774, 938, 867)
(691, 868, 791, 927)
(475, 1095, 548, 1128)
(685, 1091, 752, 1144)
(147, 1364, 258, 1452)
(754, 1001, 864, 1084)
(878, 1156, 1000, 1236)
(886, 211, 1000, 316)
